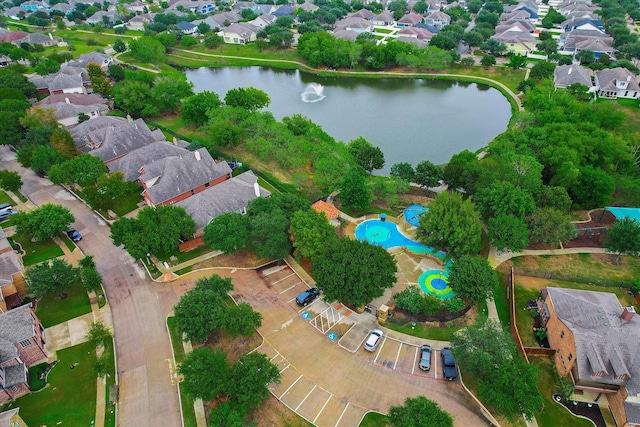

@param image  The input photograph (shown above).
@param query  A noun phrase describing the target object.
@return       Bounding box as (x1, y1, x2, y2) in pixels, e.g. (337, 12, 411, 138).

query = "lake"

(185, 67, 512, 175)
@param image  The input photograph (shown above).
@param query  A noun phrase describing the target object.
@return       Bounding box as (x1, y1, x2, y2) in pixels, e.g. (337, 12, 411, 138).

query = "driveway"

(173, 266, 490, 427)
(0, 147, 182, 427)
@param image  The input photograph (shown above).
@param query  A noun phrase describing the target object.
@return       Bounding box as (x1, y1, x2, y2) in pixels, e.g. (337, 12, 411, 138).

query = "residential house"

(559, 2, 597, 16)
(205, 11, 242, 29)
(86, 10, 117, 25)
(0, 31, 28, 43)
(70, 115, 128, 148)
(500, 10, 536, 26)
(352, 9, 375, 20)
(371, 10, 394, 26)
(272, 5, 294, 18)
(414, 22, 439, 33)
(51, 2, 73, 15)
(572, 38, 614, 59)
(560, 28, 613, 57)
(503, 1, 539, 23)
(176, 21, 198, 35)
(0, 229, 25, 313)
(82, 118, 166, 164)
(0, 408, 28, 427)
(540, 287, 640, 427)
(424, 11, 450, 29)
(553, 64, 593, 89)
(176, 170, 270, 231)
(561, 17, 605, 32)
(126, 0, 147, 13)
(249, 14, 277, 29)
(221, 22, 259, 44)
(29, 70, 86, 97)
(20, 0, 49, 11)
(168, 0, 215, 14)
(395, 35, 429, 47)
(334, 16, 373, 33)
(4, 7, 23, 20)
(491, 22, 537, 55)
(332, 29, 359, 41)
(71, 52, 113, 70)
(595, 68, 640, 99)
(495, 21, 535, 35)
(0, 304, 47, 403)
(107, 141, 191, 181)
(398, 11, 424, 27)
(127, 13, 155, 31)
(254, 4, 276, 15)
(397, 26, 434, 42)
(36, 95, 109, 127)
(232, 1, 256, 12)
(140, 148, 233, 206)
(297, 2, 319, 12)
(13, 33, 61, 48)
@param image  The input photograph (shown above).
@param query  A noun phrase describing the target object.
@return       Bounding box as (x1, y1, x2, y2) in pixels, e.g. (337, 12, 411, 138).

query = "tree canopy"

(348, 137, 385, 174)
(203, 212, 250, 255)
(389, 396, 453, 427)
(178, 347, 229, 402)
(416, 191, 482, 258)
(447, 255, 497, 303)
(289, 208, 337, 260)
(110, 205, 195, 259)
(312, 237, 397, 307)
(224, 87, 270, 112)
(604, 217, 640, 262)
(339, 166, 372, 211)
(25, 258, 79, 298)
(14, 203, 74, 242)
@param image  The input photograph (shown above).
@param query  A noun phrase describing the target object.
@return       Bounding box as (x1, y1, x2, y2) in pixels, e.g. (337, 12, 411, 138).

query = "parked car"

(419, 344, 432, 371)
(0, 204, 17, 222)
(441, 347, 458, 381)
(364, 329, 384, 352)
(295, 287, 319, 306)
(65, 228, 82, 242)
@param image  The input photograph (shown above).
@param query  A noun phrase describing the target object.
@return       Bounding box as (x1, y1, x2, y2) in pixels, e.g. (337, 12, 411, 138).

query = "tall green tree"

(224, 87, 270, 112)
(0, 170, 22, 192)
(203, 212, 250, 255)
(417, 191, 482, 258)
(339, 166, 372, 211)
(14, 203, 74, 242)
(112, 80, 155, 116)
(178, 347, 229, 401)
(390, 162, 415, 182)
(604, 217, 640, 262)
(442, 150, 478, 192)
(527, 207, 576, 246)
(227, 352, 281, 411)
(348, 136, 385, 174)
(311, 237, 397, 307)
(48, 154, 106, 187)
(451, 321, 543, 420)
(448, 255, 496, 303)
(110, 205, 195, 259)
(151, 73, 194, 114)
(389, 396, 453, 427)
(569, 165, 615, 209)
(474, 181, 535, 220)
(488, 214, 530, 252)
(181, 90, 222, 125)
(25, 258, 79, 298)
(248, 211, 291, 259)
(414, 160, 443, 188)
(128, 36, 166, 63)
(289, 209, 337, 260)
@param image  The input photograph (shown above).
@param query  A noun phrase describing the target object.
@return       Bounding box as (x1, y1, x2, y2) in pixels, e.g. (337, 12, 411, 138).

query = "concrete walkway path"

(487, 245, 607, 268)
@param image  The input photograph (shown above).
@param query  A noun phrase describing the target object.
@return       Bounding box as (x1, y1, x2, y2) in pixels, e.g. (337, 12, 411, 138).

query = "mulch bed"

(553, 395, 606, 427)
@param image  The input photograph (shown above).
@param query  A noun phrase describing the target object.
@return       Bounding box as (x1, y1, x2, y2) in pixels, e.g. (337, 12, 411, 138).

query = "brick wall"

(544, 296, 578, 376)
(0, 383, 29, 404)
(607, 387, 630, 427)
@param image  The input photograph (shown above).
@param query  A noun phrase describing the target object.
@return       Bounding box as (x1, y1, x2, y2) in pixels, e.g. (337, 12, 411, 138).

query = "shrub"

(394, 286, 424, 314)
(443, 297, 465, 314)
(422, 293, 442, 316)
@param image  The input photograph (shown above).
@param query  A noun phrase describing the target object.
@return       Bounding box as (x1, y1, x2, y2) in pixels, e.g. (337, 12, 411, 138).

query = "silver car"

(364, 329, 384, 352)
(419, 344, 432, 371)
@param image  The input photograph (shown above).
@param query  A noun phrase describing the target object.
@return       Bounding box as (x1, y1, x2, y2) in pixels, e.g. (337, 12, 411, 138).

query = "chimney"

(254, 182, 260, 197)
(65, 97, 70, 104)
(194, 151, 201, 161)
(622, 307, 636, 322)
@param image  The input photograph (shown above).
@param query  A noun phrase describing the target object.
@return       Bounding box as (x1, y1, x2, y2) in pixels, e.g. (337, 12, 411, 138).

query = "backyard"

(9, 234, 63, 266)
(4, 342, 97, 426)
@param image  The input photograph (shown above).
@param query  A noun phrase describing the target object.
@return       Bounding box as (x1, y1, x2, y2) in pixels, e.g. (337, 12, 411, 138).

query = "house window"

(560, 331, 565, 339)
(568, 353, 573, 362)
(19, 339, 30, 348)
(204, 182, 210, 188)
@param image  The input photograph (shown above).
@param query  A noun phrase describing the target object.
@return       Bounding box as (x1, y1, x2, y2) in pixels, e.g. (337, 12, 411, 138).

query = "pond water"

(185, 67, 512, 175)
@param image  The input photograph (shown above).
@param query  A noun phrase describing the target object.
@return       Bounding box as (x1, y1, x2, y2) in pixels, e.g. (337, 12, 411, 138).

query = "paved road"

(0, 147, 182, 427)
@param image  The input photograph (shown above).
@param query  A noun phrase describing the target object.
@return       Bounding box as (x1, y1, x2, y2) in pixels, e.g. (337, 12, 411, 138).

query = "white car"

(364, 329, 384, 352)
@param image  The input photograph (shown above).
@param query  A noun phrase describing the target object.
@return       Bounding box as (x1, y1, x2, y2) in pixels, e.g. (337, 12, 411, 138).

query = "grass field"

(0, 190, 14, 205)
(7, 342, 97, 427)
(10, 234, 64, 266)
(35, 280, 91, 328)
(359, 412, 389, 426)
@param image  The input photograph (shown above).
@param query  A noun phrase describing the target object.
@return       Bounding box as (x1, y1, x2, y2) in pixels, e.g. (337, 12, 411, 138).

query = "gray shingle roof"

(0, 251, 22, 287)
(554, 64, 592, 88)
(596, 67, 640, 93)
(547, 287, 640, 389)
(0, 408, 20, 427)
(85, 118, 166, 163)
(37, 93, 106, 106)
(141, 148, 232, 205)
(0, 304, 35, 364)
(3, 363, 26, 388)
(332, 29, 358, 41)
(108, 142, 193, 181)
(176, 170, 270, 230)
(43, 102, 108, 120)
(71, 116, 127, 148)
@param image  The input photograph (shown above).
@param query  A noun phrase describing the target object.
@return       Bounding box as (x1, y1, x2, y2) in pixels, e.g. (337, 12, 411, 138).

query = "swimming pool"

(355, 219, 456, 299)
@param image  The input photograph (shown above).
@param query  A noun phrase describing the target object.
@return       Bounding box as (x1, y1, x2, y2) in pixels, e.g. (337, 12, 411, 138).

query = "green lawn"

(531, 357, 594, 427)
(110, 188, 142, 217)
(7, 342, 97, 427)
(27, 363, 48, 391)
(62, 234, 76, 252)
(0, 190, 14, 205)
(104, 339, 117, 427)
(359, 412, 389, 427)
(156, 243, 214, 266)
(493, 275, 510, 328)
(35, 281, 91, 328)
(373, 27, 393, 34)
(9, 234, 64, 266)
(514, 284, 541, 347)
(387, 299, 488, 342)
(167, 317, 197, 427)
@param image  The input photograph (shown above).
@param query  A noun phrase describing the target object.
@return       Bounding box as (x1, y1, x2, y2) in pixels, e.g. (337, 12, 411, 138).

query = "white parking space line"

(280, 375, 302, 399)
(393, 343, 402, 370)
(272, 273, 295, 285)
(270, 352, 281, 361)
(295, 385, 317, 411)
(373, 338, 386, 364)
(412, 346, 418, 375)
(434, 350, 438, 379)
(335, 402, 350, 427)
(314, 395, 332, 424)
(279, 283, 299, 295)
(280, 364, 291, 374)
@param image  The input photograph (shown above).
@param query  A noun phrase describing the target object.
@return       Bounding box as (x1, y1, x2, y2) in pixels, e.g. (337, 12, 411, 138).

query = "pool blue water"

(355, 220, 443, 256)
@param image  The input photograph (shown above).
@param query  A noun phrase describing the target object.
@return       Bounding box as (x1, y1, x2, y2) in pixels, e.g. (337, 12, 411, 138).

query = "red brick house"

(0, 304, 47, 403)
(541, 287, 640, 427)
(140, 148, 232, 207)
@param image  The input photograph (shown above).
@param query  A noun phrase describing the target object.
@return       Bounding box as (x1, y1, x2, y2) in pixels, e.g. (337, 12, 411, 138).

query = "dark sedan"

(441, 347, 458, 381)
(296, 288, 320, 306)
